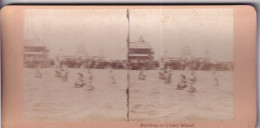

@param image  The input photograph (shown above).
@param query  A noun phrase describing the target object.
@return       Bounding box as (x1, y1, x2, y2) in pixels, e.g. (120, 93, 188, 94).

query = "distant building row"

(24, 37, 233, 71)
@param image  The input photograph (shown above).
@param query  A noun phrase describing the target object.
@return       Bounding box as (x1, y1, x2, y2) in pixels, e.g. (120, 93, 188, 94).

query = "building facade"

(24, 39, 49, 68)
(128, 37, 154, 70)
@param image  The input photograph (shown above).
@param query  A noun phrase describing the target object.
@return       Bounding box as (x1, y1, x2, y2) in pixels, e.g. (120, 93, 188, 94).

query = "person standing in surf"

(212, 68, 219, 86)
(74, 64, 86, 88)
(138, 66, 146, 80)
(186, 70, 197, 93)
(108, 66, 116, 85)
(176, 74, 187, 90)
(35, 63, 42, 78)
(62, 64, 69, 82)
(164, 66, 172, 84)
(85, 68, 94, 90)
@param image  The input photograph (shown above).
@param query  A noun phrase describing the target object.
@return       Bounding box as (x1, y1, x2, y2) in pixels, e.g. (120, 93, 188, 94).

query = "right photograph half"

(128, 8, 234, 121)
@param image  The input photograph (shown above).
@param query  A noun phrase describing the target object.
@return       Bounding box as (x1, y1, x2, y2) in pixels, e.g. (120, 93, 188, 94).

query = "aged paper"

(1, 5, 257, 128)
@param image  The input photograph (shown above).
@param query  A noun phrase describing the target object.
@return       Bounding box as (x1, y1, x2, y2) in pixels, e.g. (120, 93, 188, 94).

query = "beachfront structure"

(24, 38, 49, 67)
(128, 37, 154, 62)
(128, 37, 154, 70)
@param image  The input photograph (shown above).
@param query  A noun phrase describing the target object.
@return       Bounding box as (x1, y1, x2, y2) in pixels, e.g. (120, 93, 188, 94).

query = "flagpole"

(126, 8, 130, 121)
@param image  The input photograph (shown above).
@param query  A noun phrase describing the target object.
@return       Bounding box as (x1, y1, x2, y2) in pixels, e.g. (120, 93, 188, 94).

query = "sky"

(24, 8, 233, 61)
(25, 9, 128, 60)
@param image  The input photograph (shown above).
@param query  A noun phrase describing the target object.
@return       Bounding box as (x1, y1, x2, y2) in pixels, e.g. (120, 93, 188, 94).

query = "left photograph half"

(24, 9, 129, 121)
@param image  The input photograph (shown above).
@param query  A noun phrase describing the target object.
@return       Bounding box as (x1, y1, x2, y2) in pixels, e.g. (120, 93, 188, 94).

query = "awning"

(129, 54, 150, 57)
(129, 42, 151, 49)
(24, 52, 44, 55)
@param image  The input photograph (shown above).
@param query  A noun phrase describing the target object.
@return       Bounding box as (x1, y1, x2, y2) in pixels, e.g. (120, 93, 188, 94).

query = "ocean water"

(24, 68, 233, 121)
(24, 68, 128, 121)
(129, 70, 233, 121)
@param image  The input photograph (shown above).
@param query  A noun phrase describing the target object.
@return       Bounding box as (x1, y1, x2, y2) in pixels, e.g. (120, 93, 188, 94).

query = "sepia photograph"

(24, 9, 129, 121)
(1, 4, 257, 128)
(23, 8, 233, 122)
(127, 9, 234, 121)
